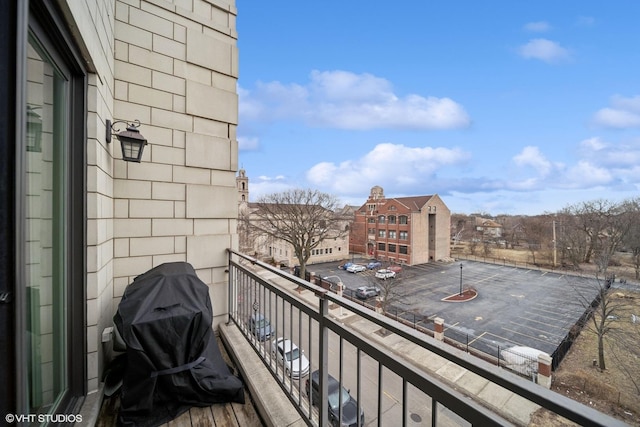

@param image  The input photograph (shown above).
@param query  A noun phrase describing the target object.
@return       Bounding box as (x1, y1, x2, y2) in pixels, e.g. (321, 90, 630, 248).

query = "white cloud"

(248, 175, 294, 200)
(524, 21, 551, 32)
(592, 95, 640, 129)
(238, 136, 259, 151)
(565, 161, 612, 187)
(517, 38, 571, 63)
(576, 16, 595, 27)
(579, 137, 607, 152)
(239, 70, 471, 130)
(592, 108, 640, 129)
(579, 136, 640, 169)
(512, 146, 553, 176)
(306, 143, 470, 195)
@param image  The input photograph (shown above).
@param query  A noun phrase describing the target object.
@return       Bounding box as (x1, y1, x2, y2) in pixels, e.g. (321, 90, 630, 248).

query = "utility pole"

(552, 220, 557, 268)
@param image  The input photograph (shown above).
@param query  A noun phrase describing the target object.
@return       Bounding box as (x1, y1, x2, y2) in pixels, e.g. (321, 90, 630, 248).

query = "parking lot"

(309, 259, 601, 356)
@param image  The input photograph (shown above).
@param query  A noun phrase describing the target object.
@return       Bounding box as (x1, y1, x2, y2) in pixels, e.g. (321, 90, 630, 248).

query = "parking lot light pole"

(459, 263, 463, 296)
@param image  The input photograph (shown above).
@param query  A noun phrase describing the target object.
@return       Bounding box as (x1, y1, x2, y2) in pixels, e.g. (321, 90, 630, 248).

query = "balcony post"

(434, 317, 444, 341)
(537, 353, 552, 388)
(226, 250, 236, 325)
(317, 289, 329, 427)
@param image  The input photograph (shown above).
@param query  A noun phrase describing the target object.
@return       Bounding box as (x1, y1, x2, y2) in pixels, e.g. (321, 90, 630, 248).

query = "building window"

(368, 217, 375, 223)
(399, 231, 408, 240)
(378, 230, 386, 238)
(399, 245, 408, 254)
(388, 244, 396, 253)
(378, 215, 385, 224)
(388, 215, 396, 224)
(388, 230, 396, 239)
(368, 228, 376, 235)
(399, 215, 408, 224)
(389, 206, 396, 211)
(378, 242, 386, 251)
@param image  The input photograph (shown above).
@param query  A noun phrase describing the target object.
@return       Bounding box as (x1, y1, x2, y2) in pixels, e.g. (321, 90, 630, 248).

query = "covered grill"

(113, 262, 244, 426)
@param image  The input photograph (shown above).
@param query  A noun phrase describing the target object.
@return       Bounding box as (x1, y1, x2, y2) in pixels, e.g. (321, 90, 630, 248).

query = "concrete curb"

(219, 322, 306, 427)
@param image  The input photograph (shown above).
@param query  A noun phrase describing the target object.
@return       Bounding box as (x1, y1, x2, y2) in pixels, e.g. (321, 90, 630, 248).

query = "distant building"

(474, 217, 503, 238)
(350, 186, 451, 265)
(236, 171, 350, 266)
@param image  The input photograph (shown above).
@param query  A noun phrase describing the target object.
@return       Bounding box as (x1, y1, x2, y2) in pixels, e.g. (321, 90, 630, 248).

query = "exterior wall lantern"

(106, 119, 148, 162)
(26, 105, 42, 153)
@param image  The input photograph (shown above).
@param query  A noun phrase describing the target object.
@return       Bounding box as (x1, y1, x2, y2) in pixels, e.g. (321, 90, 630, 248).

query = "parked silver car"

(346, 264, 366, 273)
(271, 337, 310, 378)
(355, 286, 380, 299)
(248, 313, 273, 341)
(375, 269, 396, 280)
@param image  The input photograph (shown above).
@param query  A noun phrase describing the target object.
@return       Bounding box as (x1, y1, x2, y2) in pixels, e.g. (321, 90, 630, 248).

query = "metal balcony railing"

(226, 249, 626, 427)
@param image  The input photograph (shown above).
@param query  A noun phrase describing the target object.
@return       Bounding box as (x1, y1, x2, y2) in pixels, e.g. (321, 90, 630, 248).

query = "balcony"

(97, 250, 627, 426)
(221, 250, 626, 427)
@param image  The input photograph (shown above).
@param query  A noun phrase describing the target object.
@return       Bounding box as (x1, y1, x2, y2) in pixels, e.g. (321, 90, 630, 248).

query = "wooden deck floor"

(96, 395, 263, 427)
(96, 333, 265, 427)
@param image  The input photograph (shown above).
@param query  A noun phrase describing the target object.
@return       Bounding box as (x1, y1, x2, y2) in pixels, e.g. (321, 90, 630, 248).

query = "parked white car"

(375, 269, 396, 279)
(271, 337, 310, 379)
(346, 264, 366, 273)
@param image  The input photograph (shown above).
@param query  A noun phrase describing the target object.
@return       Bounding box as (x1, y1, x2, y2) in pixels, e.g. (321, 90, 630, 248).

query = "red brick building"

(350, 186, 451, 265)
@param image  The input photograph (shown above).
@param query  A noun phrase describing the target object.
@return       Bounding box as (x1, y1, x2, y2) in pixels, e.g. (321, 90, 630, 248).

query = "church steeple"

(237, 169, 249, 205)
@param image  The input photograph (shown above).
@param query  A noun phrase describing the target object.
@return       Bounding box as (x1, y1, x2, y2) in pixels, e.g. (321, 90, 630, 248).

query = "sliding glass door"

(25, 33, 69, 415)
(18, 1, 86, 417)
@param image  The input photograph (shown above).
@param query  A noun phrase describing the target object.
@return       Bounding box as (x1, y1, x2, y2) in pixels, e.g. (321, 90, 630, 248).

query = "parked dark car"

(366, 260, 382, 270)
(305, 370, 365, 427)
(338, 262, 354, 270)
(355, 286, 380, 300)
(248, 313, 273, 341)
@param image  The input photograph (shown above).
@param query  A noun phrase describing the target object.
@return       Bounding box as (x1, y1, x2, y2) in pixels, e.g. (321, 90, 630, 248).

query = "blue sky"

(236, 1, 640, 215)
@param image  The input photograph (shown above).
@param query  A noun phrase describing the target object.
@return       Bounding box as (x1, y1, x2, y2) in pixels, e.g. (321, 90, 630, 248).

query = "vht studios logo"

(5, 413, 83, 424)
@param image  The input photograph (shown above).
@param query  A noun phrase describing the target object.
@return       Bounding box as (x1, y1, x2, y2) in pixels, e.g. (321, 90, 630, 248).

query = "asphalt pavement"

(309, 259, 602, 356)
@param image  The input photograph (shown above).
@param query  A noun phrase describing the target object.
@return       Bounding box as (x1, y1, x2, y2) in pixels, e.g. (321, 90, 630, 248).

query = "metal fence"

(227, 249, 626, 427)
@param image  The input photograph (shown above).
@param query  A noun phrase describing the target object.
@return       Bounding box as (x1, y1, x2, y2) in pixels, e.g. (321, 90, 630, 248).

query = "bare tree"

(574, 277, 628, 371)
(563, 200, 620, 266)
(245, 188, 347, 282)
(500, 215, 525, 249)
(605, 291, 640, 395)
(521, 215, 551, 265)
(482, 240, 492, 258)
(360, 264, 411, 335)
(621, 198, 640, 279)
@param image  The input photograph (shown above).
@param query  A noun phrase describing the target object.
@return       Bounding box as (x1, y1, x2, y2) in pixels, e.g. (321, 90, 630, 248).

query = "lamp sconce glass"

(106, 119, 148, 162)
(27, 105, 43, 153)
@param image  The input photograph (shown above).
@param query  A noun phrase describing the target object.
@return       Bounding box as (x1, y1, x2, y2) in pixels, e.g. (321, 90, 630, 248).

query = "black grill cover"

(114, 262, 244, 426)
